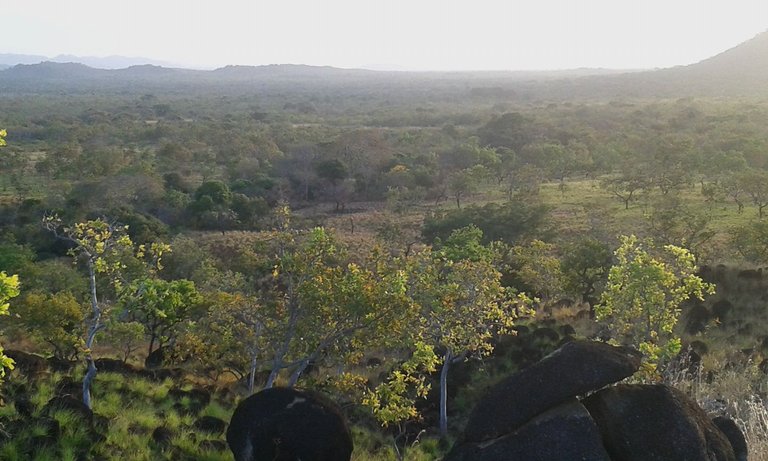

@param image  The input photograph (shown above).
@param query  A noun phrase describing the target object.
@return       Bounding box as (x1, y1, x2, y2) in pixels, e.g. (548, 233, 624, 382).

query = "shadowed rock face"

(226, 387, 352, 461)
(463, 340, 642, 442)
(444, 400, 611, 461)
(583, 384, 736, 461)
(713, 416, 748, 461)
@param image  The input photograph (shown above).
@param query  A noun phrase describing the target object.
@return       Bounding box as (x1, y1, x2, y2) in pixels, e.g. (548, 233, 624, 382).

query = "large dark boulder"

(685, 303, 711, 335)
(712, 299, 734, 322)
(48, 356, 77, 372)
(200, 439, 228, 452)
(713, 416, 747, 461)
(138, 367, 184, 381)
(168, 387, 211, 414)
(445, 400, 611, 461)
(144, 346, 167, 369)
(55, 375, 82, 397)
(94, 357, 139, 374)
(194, 415, 227, 434)
(41, 395, 93, 425)
(151, 426, 175, 448)
(464, 340, 642, 442)
(5, 350, 48, 375)
(583, 384, 736, 461)
(226, 387, 353, 461)
(13, 396, 34, 418)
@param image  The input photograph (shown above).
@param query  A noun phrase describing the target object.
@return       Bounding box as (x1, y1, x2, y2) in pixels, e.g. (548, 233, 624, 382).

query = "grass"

(667, 355, 768, 461)
(0, 364, 455, 461)
(307, 175, 762, 272)
(0, 370, 232, 460)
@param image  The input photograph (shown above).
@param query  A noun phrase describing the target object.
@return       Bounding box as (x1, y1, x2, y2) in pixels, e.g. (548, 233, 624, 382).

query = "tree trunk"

(288, 359, 309, 387)
(265, 359, 281, 389)
(247, 352, 258, 394)
(83, 357, 97, 409)
(439, 350, 452, 437)
(148, 333, 156, 357)
(265, 295, 299, 390)
(83, 260, 101, 409)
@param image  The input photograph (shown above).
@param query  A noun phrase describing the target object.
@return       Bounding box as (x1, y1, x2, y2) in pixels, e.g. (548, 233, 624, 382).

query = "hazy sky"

(3, 0, 768, 71)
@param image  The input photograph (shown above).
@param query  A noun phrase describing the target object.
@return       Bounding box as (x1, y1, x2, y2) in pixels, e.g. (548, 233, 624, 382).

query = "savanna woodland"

(4, 31, 768, 460)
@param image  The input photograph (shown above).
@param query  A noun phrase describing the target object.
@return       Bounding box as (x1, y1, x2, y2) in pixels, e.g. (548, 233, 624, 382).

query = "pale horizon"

(3, 0, 768, 72)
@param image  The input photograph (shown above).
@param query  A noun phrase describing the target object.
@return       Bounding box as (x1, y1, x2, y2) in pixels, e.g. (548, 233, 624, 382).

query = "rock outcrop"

(446, 400, 611, 461)
(583, 384, 736, 461)
(463, 340, 642, 442)
(447, 340, 747, 461)
(226, 387, 353, 461)
(713, 416, 748, 461)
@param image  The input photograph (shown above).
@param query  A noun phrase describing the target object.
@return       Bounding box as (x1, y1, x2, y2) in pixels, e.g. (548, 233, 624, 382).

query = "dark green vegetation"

(3, 32, 768, 460)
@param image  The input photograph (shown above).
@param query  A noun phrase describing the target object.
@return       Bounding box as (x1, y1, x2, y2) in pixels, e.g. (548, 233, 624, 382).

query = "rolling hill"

(1, 31, 766, 100)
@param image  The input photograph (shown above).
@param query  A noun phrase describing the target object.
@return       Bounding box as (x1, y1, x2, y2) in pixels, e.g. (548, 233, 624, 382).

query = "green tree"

(439, 138, 500, 172)
(178, 291, 266, 386)
(43, 216, 166, 408)
(507, 164, 545, 198)
(477, 112, 533, 151)
(194, 180, 232, 205)
(189, 180, 236, 230)
(100, 320, 145, 363)
(422, 200, 548, 246)
(595, 235, 714, 375)
(120, 278, 202, 356)
(730, 221, 768, 264)
(0, 272, 19, 380)
(263, 226, 414, 388)
(10, 292, 85, 359)
(447, 165, 486, 209)
(0, 242, 36, 278)
(644, 196, 715, 252)
(508, 239, 565, 302)
(0, 129, 6, 147)
(721, 175, 746, 213)
(601, 169, 649, 210)
(738, 170, 768, 218)
(362, 342, 440, 460)
(645, 135, 694, 195)
(409, 227, 531, 436)
(315, 159, 350, 212)
(561, 238, 613, 305)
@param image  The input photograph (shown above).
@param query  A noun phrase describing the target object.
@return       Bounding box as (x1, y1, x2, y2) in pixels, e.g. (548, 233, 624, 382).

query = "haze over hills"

(684, 30, 768, 78)
(1, 30, 767, 100)
(0, 53, 175, 69)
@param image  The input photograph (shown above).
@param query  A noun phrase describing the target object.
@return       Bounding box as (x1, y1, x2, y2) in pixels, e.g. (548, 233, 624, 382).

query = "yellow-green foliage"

(362, 341, 439, 426)
(11, 291, 85, 358)
(0, 271, 20, 378)
(596, 235, 715, 374)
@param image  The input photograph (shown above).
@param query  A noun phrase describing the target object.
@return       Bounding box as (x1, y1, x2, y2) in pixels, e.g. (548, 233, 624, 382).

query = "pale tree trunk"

(83, 260, 102, 409)
(264, 365, 279, 389)
(288, 358, 309, 387)
(247, 352, 258, 394)
(264, 306, 299, 389)
(439, 349, 453, 437)
(264, 269, 306, 389)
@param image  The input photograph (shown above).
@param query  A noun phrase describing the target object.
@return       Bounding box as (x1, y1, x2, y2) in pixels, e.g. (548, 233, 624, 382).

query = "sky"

(3, 0, 768, 71)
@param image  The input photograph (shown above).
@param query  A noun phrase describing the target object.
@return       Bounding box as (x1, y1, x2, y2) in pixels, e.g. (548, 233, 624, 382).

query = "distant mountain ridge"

(685, 30, 768, 77)
(0, 53, 175, 69)
(2, 31, 767, 99)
